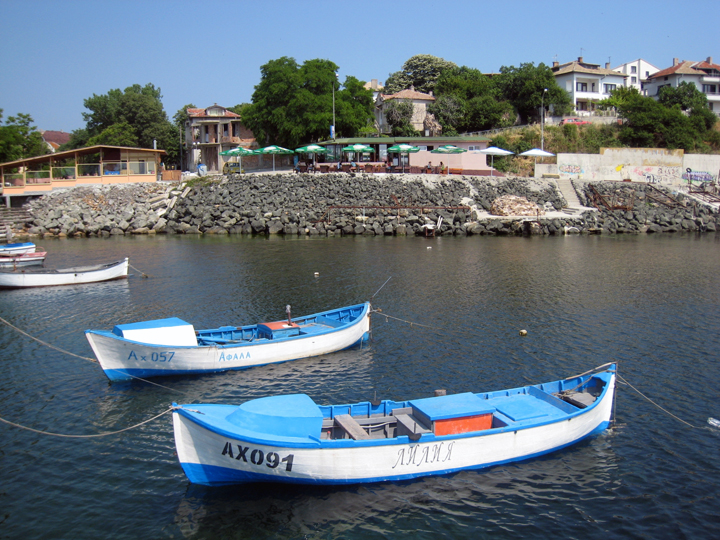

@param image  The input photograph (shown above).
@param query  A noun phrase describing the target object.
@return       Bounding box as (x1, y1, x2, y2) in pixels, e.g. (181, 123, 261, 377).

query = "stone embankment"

(17, 173, 719, 238)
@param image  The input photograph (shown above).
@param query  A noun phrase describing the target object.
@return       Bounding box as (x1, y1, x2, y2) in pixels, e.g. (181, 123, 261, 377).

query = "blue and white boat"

(0, 242, 36, 255)
(86, 302, 371, 381)
(172, 364, 617, 486)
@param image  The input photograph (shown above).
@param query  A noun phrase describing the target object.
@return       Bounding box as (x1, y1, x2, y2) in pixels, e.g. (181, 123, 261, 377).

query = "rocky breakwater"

(22, 173, 567, 237)
(20, 173, 718, 238)
(573, 180, 719, 234)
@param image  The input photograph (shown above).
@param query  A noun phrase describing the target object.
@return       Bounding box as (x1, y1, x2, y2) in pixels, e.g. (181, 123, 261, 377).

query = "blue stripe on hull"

(103, 333, 371, 381)
(179, 430, 609, 486)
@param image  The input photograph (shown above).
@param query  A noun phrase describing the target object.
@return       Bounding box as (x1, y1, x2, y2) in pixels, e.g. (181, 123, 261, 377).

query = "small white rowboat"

(172, 364, 617, 486)
(0, 258, 129, 289)
(86, 302, 371, 381)
(0, 251, 47, 268)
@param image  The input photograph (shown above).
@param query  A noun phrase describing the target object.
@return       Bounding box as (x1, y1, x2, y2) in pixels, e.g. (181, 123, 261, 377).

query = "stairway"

(555, 177, 583, 210)
(0, 207, 33, 242)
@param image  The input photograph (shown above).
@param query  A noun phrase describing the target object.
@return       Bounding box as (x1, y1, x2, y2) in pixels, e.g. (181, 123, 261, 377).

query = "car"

(222, 162, 242, 174)
(560, 117, 590, 125)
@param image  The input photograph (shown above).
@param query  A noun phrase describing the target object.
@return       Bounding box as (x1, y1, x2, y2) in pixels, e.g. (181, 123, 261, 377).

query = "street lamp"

(331, 72, 338, 140)
(541, 88, 548, 151)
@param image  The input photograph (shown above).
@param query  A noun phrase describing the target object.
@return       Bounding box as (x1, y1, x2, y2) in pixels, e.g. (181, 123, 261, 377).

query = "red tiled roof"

(41, 130, 71, 146)
(382, 88, 435, 101)
(187, 106, 240, 118)
(648, 60, 720, 80)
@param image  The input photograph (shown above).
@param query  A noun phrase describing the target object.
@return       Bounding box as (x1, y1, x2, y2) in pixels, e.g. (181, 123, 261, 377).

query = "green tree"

(66, 83, 181, 165)
(496, 63, 572, 123)
(427, 94, 465, 134)
(384, 55, 457, 94)
(243, 57, 373, 147)
(173, 103, 197, 129)
(659, 81, 717, 131)
(336, 75, 374, 138)
(0, 110, 48, 162)
(87, 122, 138, 147)
(431, 66, 515, 133)
(383, 100, 418, 136)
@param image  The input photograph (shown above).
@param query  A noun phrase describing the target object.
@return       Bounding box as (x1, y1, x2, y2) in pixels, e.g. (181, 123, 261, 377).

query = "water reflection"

(172, 432, 619, 539)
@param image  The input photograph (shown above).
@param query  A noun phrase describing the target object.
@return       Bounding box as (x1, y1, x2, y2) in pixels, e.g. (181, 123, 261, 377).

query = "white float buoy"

(427, 246, 432, 250)
(519, 329, 528, 336)
(708, 417, 720, 429)
(314, 272, 319, 277)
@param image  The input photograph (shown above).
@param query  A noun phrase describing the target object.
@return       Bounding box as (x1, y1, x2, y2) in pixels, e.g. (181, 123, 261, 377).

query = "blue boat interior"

(180, 370, 612, 445)
(194, 304, 366, 345)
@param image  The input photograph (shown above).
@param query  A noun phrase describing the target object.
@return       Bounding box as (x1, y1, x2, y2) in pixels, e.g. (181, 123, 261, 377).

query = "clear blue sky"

(1, 0, 717, 132)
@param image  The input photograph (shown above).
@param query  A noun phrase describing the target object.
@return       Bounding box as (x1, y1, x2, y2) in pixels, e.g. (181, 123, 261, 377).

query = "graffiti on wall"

(623, 165, 682, 184)
(559, 164, 582, 174)
(682, 169, 717, 184)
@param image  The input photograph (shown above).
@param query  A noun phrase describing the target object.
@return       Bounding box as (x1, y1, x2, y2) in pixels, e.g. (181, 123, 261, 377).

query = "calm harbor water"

(1, 233, 720, 539)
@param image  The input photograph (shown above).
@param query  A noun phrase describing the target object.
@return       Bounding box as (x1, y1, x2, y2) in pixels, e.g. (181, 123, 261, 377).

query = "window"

(645, 71, 650, 78)
(631, 66, 637, 73)
(631, 77, 637, 84)
(702, 84, 717, 94)
(576, 82, 588, 92)
(604, 84, 617, 93)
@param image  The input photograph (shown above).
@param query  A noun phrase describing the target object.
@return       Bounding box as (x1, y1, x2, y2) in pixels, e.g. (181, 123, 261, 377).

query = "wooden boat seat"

(394, 413, 431, 438)
(334, 414, 370, 440)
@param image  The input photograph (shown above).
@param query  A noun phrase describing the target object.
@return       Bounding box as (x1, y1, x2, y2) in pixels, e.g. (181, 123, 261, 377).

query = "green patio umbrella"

(295, 144, 327, 169)
(387, 144, 420, 173)
(220, 146, 257, 173)
(258, 145, 295, 172)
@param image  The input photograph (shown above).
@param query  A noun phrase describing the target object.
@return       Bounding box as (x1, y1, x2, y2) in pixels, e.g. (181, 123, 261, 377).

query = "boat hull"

(0, 242, 36, 255)
(86, 303, 371, 381)
(0, 252, 47, 268)
(173, 367, 616, 486)
(0, 258, 128, 288)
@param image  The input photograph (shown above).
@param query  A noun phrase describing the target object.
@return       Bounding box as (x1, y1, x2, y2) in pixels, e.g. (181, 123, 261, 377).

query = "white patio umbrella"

(477, 146, 514, 176)
(519, 148, 555, 157)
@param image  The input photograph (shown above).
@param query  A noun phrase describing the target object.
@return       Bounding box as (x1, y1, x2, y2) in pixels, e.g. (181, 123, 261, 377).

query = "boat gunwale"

(173, 368, 615, 450)
(85, 302, 371, 349)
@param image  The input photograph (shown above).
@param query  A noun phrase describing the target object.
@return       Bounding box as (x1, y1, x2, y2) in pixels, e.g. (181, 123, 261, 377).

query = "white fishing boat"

(172, 364, 617, 486)
(0, 242, 36, 255)
(0, 251, 47, 268)
(0, 258, 129, 289)
(86, 302, 371, 381)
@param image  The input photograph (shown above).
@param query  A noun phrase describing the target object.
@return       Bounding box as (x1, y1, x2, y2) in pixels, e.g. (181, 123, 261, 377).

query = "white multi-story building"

(612, 59, 660, 94)
(552, 57, 628, 114)
(644, 57, 720, 115)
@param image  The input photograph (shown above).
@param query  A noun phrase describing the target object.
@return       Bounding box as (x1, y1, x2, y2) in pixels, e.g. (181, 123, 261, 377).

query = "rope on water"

(0, 407, 173, 438)
(0, 315, 188, 395)
(0, 315, 96, 363)
(617, 373, 698, 428)
(129, 263, 150, 278)
(371, 311, 434, 329)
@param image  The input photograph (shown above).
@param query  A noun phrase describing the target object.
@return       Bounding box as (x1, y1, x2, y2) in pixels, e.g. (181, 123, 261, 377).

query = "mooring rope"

(0, 315, 96, 362)
(129, 263, 150, 278)
(0, 315, 188, 395)
(0, 407, 173, 438)
(617, 373, 697, 428)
